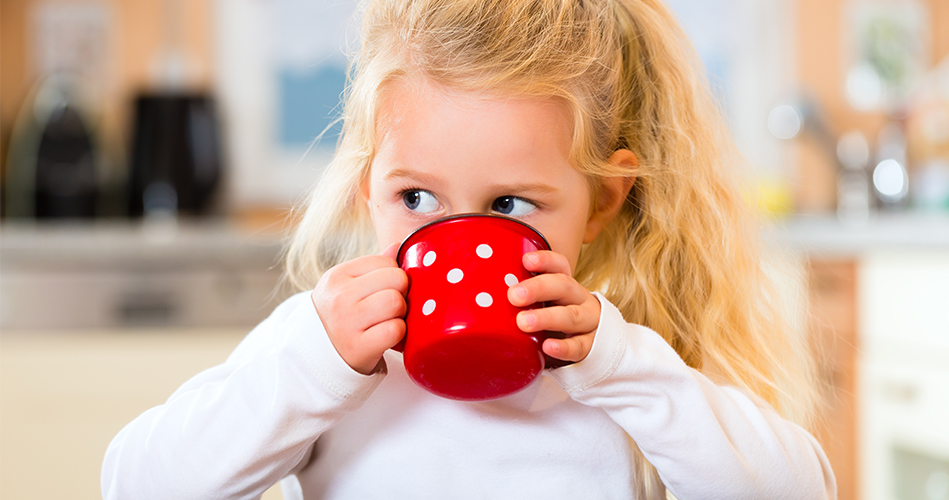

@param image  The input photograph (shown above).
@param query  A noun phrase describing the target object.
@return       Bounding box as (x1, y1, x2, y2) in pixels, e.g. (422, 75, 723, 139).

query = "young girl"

(103, 0, 836, 498)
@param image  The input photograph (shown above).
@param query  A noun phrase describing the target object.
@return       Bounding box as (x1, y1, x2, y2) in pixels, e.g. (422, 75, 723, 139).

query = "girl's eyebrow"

(384, 168, 441, 185)
(485, 182, 558, 195)
(385, 168, 558, 195)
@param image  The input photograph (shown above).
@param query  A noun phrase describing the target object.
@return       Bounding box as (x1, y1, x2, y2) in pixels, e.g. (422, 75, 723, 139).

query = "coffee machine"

(4, 76, 104, 219)
(127, 93, 222, 218)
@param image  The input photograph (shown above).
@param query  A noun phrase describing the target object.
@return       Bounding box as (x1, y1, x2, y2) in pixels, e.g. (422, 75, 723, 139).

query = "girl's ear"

(361, 172, 372, 202)
(583, 149, 637, 244)
(361, 172, 376, 223)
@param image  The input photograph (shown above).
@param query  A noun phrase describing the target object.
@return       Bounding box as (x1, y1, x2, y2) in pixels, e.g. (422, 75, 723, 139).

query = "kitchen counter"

(0, 218, 286, 271)
(0, 219, 293, 330)
(764, 211, 949, 256)
(3, 212, 945, 329)
(5, 212, 947, 265)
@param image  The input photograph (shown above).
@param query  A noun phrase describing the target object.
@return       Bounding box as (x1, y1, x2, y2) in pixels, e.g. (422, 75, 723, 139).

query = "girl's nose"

(448, 201, 491, 216)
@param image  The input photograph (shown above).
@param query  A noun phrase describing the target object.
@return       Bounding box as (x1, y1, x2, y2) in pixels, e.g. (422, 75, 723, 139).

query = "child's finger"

(508, 272, 590, 307)
(542, 333, 594, 363)
(516, 302, 598, 334)
(355, 287, 408, 327)
(380, 242, 401, 260)
(356, 318, 406, 373)
(363, 317, 406, 348)
(355, 266, 410, 297)
(342, 242, 400, 280)
(339, 254, 399, 277)
(522, 250, 572, 276)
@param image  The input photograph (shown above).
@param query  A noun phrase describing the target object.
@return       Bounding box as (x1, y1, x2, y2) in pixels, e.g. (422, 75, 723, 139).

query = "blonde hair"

(286, 0, 819, 495)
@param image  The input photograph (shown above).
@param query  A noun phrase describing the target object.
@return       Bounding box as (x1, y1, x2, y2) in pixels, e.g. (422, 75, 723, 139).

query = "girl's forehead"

(381, 81, 569, 144)
(375, 76, 572, 132)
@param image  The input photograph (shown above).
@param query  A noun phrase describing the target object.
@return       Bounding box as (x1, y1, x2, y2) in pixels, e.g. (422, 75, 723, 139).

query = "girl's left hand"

(507, 250, 600, 363)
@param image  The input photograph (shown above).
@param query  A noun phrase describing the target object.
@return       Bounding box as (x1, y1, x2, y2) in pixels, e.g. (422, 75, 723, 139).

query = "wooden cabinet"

(0, 329, 284, 500)
(808, 259, 859, 500)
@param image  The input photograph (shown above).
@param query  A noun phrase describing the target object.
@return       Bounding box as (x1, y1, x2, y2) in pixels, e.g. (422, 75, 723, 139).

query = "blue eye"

(402, 190, 440, 213)
(492, 196, 536, 217)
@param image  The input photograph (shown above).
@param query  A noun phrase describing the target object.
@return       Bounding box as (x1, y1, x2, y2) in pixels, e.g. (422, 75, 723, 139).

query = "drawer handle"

(116, 293, 178, 326)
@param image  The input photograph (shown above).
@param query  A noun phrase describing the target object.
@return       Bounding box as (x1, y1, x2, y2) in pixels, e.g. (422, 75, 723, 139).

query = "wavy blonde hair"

(286, 0, 819, 496)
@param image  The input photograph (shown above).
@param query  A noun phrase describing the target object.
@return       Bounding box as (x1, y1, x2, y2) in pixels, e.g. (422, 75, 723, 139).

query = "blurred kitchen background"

(0, 0, 947, 499)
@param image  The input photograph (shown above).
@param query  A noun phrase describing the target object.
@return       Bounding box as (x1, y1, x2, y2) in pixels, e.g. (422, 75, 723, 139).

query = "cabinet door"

(0, 330, 285, 500)
(808, 259, 858, 500)
(859, 251, 949, 500)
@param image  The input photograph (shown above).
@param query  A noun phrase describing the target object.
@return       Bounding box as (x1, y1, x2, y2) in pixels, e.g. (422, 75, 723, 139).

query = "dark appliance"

(4, 76, 102, 218)
(128, 93, 222, 217)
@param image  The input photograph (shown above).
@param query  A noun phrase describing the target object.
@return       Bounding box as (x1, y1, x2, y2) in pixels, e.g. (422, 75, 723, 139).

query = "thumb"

(380, 242, 401, 260)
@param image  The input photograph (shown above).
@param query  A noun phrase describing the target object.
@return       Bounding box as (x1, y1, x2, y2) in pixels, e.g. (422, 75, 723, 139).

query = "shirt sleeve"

(547, 293, 837, 500)
(101, 292, 386, 500)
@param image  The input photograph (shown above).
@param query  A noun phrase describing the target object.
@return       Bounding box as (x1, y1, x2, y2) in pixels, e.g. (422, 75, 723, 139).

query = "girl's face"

(365, 78, 605, 273)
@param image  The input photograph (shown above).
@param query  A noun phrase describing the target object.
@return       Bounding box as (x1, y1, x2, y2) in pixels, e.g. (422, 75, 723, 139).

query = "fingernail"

(511, 286, 527, 301)
(526, 254, 540, 266)
(520, 312, 536, 328)
(545, 340, 559, 354)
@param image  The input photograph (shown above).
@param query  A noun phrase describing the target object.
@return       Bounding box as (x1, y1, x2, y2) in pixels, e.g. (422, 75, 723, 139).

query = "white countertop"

(764, 211, 949, 256)
(0, 218, 287, 271)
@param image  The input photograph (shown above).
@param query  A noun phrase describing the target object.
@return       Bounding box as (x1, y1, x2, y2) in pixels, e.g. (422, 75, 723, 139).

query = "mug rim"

(396, 213, 550, 266)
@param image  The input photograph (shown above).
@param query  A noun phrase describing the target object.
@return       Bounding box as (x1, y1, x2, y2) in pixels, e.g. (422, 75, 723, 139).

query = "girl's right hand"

(311, 243, 408, 375)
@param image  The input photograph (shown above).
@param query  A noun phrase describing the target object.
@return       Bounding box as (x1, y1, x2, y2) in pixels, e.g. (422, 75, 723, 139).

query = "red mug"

(395, 214, 554, 401)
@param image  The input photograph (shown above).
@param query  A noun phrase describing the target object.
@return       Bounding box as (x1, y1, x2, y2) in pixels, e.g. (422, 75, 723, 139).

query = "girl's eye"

(492, 196, 536, 217)
(402, 190, 440, 213)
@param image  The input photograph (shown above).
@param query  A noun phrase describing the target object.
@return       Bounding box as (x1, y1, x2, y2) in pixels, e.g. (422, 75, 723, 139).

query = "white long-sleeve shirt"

(102, 292, 836, 499)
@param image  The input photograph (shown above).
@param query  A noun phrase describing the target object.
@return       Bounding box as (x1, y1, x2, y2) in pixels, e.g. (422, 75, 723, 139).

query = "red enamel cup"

(395, 214, 551, 401)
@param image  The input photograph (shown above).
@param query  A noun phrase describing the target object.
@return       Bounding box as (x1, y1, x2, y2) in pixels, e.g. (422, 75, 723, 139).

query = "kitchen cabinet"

(0, 328, 285, 500)
(770, 213, 949, 500)
(858, 251, 949, 500)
